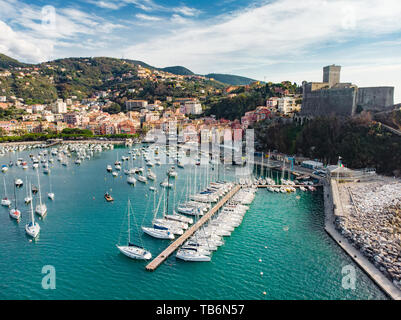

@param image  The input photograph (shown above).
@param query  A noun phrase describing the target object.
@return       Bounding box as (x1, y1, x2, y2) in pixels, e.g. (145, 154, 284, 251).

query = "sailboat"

(1, 175, 11, 207)
(24, 176, 32, 204)
(9, 180, 21, 221)
(47, 174, 55, 200)
(126, 156, 136, 185)
(116, 199, 152, 260)
(25, 184, 40, 238)
(142, 190, 175, 240)
(35, 170, 47, 217)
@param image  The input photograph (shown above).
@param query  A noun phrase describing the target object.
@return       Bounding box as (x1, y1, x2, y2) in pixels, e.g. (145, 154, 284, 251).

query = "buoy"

(260, 272, 263, 276)
(264, 246, 267, 249)
(263, 291, 267, 295)
(259, 259, 262, 262)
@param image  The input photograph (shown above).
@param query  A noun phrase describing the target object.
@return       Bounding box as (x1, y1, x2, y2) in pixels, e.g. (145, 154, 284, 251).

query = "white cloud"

(0, 20, 53, 62)
(173, 6, 201, 17)
(122, 0, 401, 102)
(135, 13, 162, 21)
(86, 0, 123, 10)
(170, 14, 188, 25)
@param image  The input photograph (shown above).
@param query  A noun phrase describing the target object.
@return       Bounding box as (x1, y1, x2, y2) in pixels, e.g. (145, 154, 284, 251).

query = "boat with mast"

(116, 199, 152, 260)
(35, 170, 47, 217)
(1, 175, 11, 207)
(9, 180, 21, 221)
(47, 174, 55, 200)
(25, 183, 40, 238)
(142, 188, 175, 240)
(24, 176, 32, 204)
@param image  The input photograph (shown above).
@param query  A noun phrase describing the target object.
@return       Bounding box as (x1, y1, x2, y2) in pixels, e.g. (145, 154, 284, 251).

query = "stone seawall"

(323, 179, 401, 300)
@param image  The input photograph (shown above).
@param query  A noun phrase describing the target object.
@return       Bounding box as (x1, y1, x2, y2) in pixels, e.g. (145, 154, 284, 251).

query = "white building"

(266, 97, 279, 108)
(0, 96, 6, 102)
(32, 104, 46, 113)
(277, 97, 298, 115)
(184, 101, 203, 115)
(52, 99, 67, 114)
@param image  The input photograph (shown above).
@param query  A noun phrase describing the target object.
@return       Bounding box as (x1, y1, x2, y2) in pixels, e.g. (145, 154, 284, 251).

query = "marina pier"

(256, 184, 322, 188)
(146, 184, 241, 271)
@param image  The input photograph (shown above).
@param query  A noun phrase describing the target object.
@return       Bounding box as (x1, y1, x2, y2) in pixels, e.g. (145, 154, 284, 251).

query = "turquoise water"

(0, 146, 387, 300)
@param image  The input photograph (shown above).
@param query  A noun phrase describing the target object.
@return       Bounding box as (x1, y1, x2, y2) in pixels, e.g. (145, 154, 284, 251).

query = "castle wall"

(301, 87, 357, 117)
(356, 87, 394, 112)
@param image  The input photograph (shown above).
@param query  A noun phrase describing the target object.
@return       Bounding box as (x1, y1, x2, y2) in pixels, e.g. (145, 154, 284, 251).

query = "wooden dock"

(145, 184, 241, 271)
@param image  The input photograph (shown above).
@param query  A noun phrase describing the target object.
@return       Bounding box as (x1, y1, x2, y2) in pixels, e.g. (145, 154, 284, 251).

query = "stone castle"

(300, 65, 394, 118)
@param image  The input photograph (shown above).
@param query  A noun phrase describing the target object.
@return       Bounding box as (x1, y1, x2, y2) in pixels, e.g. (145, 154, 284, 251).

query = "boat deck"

(145, 184, 241, 271)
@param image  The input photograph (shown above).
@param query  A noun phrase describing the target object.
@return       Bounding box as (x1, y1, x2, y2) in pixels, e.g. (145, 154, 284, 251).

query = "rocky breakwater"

(335, 181, 401, 290)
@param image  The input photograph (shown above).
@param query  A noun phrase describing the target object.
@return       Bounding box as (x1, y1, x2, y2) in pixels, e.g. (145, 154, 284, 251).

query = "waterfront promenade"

(324, 180, 401, 300)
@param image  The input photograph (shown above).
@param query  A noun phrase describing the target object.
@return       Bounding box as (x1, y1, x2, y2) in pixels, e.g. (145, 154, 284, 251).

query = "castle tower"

(323, 65, 341, 88)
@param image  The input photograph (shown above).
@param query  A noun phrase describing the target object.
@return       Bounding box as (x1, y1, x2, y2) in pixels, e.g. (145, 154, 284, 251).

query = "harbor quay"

(324, 178, 401, 300)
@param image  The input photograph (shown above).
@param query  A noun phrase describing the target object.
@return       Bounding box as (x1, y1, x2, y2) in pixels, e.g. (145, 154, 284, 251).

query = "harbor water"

(0, 145, 387, 299)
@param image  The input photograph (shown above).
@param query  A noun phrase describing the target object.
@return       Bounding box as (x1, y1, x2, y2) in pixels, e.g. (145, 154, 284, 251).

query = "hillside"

(0, 54, 226, 104)
(205, 73, 257, 85)
(0, 54, 27, 69)
(254, 115, 401, 176)
(160, 66, 194, 76)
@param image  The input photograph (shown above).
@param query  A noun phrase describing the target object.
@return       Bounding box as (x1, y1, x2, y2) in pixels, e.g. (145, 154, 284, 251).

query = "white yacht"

(176, 248, 211, 262)
(142, 226, 174, 239)
(117, 200, 152, 260)
(25, 185, 40, 238)
(127, 175, 137, 185)
(35, 171, 47, 217)
(1, 176, 11, 207)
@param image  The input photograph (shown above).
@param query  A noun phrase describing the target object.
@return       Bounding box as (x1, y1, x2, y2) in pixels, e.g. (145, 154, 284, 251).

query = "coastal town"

(0, 58, 302, 138)
(1, 56, 401, 301)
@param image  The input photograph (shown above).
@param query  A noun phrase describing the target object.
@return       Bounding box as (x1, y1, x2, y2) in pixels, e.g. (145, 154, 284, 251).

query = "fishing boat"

(104, 192, 114, 202)
(116, 199, 152, 260)
(35, 171, 47, 217)
(106, 165, 112, 172)
(1, 165, 8, 172)
(25, 184, 40, 238)
(112, 171, 118, 177)
(9, 181, 21, 221)
(1, 176, 11, 207)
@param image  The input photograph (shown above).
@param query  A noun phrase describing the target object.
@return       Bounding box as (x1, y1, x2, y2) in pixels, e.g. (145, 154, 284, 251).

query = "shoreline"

(323, 179, 401, 300)
(0, 139, 130, 147)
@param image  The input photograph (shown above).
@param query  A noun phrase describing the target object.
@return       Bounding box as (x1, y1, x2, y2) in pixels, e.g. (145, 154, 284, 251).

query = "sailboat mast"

(3, 176, 7, 198)
(37, 170, 42, 206)
(127, 199, 130, 244)
(29, 184, 34, 224)
(13, 179, 17, 209)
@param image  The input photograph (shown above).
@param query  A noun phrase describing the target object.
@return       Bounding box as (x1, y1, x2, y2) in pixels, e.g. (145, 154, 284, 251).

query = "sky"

(1, 0, 401, 102)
